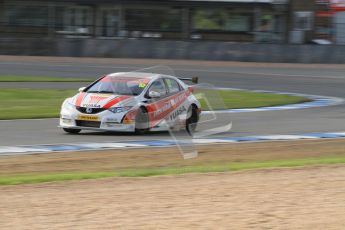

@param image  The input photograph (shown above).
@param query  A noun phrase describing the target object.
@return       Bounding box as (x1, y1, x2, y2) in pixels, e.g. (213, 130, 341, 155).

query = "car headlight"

(108, 106, 133, 113)
(62, 100, 75, 111)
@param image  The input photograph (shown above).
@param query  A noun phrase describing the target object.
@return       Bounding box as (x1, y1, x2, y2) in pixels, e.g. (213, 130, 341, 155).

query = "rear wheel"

(63, 128, 81, 134)
(135, 107, 149, 134)
(186, 105, 199, 135)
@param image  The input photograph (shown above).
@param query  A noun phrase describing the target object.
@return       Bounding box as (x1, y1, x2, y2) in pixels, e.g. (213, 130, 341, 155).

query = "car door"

(146, 78, 189, 128)
(145, 78, 169, 127)
(164, 78, 189, 124)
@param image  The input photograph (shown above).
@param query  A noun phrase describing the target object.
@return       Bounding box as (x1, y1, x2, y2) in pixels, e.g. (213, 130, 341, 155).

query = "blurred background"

(0, 0, 344, 62)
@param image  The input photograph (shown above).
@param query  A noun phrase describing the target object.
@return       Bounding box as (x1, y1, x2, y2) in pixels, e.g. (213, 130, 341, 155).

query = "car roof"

(107, 72, 161, 80)
(106, 72, 181, 81)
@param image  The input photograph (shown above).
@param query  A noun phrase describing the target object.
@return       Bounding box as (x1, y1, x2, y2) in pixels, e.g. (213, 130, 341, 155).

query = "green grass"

(1, 156, 345, 185)
(0, 88, 309, 120)
(195, 89, 309, 110)
(0, 89, 77, 120)
(0, 75, 91, 82)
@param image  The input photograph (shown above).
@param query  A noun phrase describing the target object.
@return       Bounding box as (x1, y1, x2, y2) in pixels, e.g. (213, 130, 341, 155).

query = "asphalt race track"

(0, 57, 345, 146)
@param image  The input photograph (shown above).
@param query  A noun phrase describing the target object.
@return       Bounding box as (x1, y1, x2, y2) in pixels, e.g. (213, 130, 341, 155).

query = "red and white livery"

(59, 72, 201, 134)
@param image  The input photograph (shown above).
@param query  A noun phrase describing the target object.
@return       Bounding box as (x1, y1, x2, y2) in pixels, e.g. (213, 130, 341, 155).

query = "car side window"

(148, 79, 167, 97)
(165, 78, 181, 94)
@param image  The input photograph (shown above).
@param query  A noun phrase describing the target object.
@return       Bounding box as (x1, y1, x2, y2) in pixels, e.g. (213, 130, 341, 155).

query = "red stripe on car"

(102, 95, 131, 109)
(75, 92, 86, 107)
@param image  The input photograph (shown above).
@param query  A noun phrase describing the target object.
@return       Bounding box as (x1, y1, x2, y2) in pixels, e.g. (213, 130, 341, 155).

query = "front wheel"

(135, 107, 149, 134)
(63, 128, 81, 134)
(186, 105, 199, 135)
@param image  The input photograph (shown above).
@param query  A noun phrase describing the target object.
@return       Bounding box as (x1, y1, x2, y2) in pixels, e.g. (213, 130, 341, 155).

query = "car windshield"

(86, 76, 150, 96)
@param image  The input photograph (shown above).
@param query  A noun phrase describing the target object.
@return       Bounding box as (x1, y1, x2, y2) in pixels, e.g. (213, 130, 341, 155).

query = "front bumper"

(59, 110, 135, 132)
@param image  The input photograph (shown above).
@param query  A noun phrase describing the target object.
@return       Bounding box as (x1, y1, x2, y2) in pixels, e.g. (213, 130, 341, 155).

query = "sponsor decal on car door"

(146, 90, 190, 127)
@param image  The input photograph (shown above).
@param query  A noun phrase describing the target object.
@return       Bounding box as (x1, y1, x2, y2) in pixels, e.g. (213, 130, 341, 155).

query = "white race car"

(59, 72, 201, 134)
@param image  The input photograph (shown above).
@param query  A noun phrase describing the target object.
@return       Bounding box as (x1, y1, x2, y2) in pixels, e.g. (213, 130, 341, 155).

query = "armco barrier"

(1, 37, 345, 63)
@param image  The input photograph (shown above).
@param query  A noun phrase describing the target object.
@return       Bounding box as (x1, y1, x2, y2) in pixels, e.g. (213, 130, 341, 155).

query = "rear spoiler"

(178, 77, 199, 84)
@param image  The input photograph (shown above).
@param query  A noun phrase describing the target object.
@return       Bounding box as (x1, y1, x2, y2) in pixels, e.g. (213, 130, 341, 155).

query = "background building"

(0, 0, 289, 43)
(288, 0, 345, 44)
(2, 0, 345, 63)
(288, 0, 316, 44)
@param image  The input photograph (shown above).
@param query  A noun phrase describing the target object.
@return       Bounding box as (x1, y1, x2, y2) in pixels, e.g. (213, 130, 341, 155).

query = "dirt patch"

(1, 139, 345, 176)
(1, 165, 345, 229)
(1, 139, 345, 229)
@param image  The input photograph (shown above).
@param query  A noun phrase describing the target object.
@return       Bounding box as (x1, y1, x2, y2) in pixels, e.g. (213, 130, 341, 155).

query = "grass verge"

(0, 88, 308, 120)
(195, 89, 309, 110)
(0, 89, 76, 119)
(0, 75, 91, 82)
(1, 155, 344, 185)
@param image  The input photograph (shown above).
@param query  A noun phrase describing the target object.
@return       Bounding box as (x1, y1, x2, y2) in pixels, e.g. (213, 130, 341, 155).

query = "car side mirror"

(78, 87, 86, 92)
(148, 90, 161, 98)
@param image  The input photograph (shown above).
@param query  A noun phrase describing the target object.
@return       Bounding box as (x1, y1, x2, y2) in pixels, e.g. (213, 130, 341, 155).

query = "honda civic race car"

(59, 72, 201, 134)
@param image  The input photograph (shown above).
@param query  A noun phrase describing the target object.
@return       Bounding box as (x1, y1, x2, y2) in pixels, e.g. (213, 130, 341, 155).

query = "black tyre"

(63, 128, 81, 134)
(135, 107, 149, 134)
(186, 105, 199, 135)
